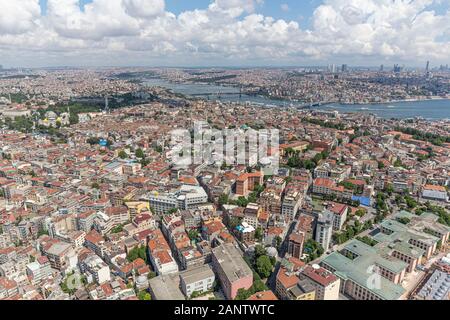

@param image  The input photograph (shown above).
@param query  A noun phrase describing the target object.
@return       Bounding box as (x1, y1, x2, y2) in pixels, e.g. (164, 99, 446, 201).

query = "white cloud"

(0, 0, 448, 66)
(0, 0, 41, 35)
(123, 0, 165, 18)
(281, 4, 290, 12)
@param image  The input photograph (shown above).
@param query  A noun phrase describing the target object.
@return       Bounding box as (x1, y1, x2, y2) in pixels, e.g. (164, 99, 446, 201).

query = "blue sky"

(39, 0, 321, 28)
(36, 0, 450, 32)
(2, 0, 449, 67)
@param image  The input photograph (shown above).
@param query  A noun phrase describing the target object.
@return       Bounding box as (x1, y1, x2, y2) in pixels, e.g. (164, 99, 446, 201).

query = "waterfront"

(318, 100, 450, 120)
(144, 78, 450, 120)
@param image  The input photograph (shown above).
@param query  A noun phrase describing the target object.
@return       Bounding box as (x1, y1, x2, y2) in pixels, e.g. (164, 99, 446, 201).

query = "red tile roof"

(248, 290, 278, 301)
(314, 178, 335, 188)
(302, 265, 338, 287)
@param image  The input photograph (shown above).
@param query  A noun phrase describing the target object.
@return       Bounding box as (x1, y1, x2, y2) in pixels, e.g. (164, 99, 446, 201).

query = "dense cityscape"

(0, 65, 449, 302)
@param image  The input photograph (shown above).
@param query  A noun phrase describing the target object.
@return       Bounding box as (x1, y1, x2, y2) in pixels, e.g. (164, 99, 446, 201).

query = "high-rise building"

(393, 64, 402, 73)
(288, 231, 305, 259)
(104, 96, 109, 113)
(426, 61, 430, 73)
(315, 212, 333, 250)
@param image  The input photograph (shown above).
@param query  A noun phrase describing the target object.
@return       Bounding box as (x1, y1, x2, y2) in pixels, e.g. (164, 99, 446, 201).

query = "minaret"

(105, 96, 109, 113)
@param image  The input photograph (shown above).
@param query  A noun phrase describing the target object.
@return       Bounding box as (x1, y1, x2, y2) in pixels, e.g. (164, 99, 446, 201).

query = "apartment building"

(148, 229, 178, 275)
(422, 185, 448, 202)
(243, 203, 262, 229)
(315, 212, 333, 250)
(313, 178, 353, 199)
(76, 210, 96, 233)
(326, 202, 349, 231)
(236, 222, 255, 243)
(235, 172, 263, 197)
(0, 277, 18, 299)
(41, 239, 76, 270)
(212, 243, 253, 300)
(299, 265, 340, 300)
(26, 256, 52, 284)
(84, 229, 106, 258)
(288, 231, 305, 260)
(79, 254, 111, 285)
(146, 185, 208, 214)
(282, 190, 303, 220)
(275, 257, 306, 300)
(180, 264, 215, 297)
(288, 278, 316, 300)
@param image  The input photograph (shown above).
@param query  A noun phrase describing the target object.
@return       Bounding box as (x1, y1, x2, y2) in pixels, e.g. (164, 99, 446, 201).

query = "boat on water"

(386, 105, 395, 108)
(360, 107, 369, 110)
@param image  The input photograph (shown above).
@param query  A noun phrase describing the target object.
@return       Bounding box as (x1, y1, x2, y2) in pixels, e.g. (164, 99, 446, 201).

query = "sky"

(0, 0, 449, 68)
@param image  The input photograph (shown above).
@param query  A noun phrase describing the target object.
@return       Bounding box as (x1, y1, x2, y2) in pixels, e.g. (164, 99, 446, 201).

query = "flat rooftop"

(180, 264, 215, 285)
(212, 243, 252, 283)
(149, 274, 185, 301)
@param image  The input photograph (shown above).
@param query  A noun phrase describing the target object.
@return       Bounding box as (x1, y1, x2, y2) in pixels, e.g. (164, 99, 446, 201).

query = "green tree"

(138, 290, 152, 301)
(385, 184, 394, 196)
(188, 229, 199, 241)
(235, 288, 252, 300)
(356, 236, 378, 247)
(303, 239, 325, 262)
(355, 209, 366, 218)
(251, 279, 268, 293)
(91, 182, 100, 189)
(394, 159, 403, 168)
(254, 244, 267, 259)
(255, 227, 264, 242)
(87, 137, 100, 145)
(118, 150, 128, 159)
(228, 217, 242, 230)
(37, 227, 49, 238)
(404, 196, 418, 209)
(256, 255, 273, 279)
(141, 158, 150, 167)
(111, 224, 124, 234)
(218, 194, 229, 206)
(127, 245, 147, 263)
(396, 217, 411, 225)
(236, 196, 249, 207)
(135, 148, 145, 159)
(275, 236, 283, 250)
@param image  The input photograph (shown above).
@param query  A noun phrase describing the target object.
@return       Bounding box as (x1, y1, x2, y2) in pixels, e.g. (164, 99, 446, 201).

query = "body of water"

(144, 78, 450, 120)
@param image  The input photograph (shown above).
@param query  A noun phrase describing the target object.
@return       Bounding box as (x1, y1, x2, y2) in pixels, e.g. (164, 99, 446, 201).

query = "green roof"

(320, 211, 450, 300)
(321, 240, 407, 300)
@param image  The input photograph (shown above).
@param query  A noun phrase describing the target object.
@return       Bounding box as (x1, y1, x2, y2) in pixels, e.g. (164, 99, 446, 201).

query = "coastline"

(144, 77, 450, 107)
(337, 97, 450, 106)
